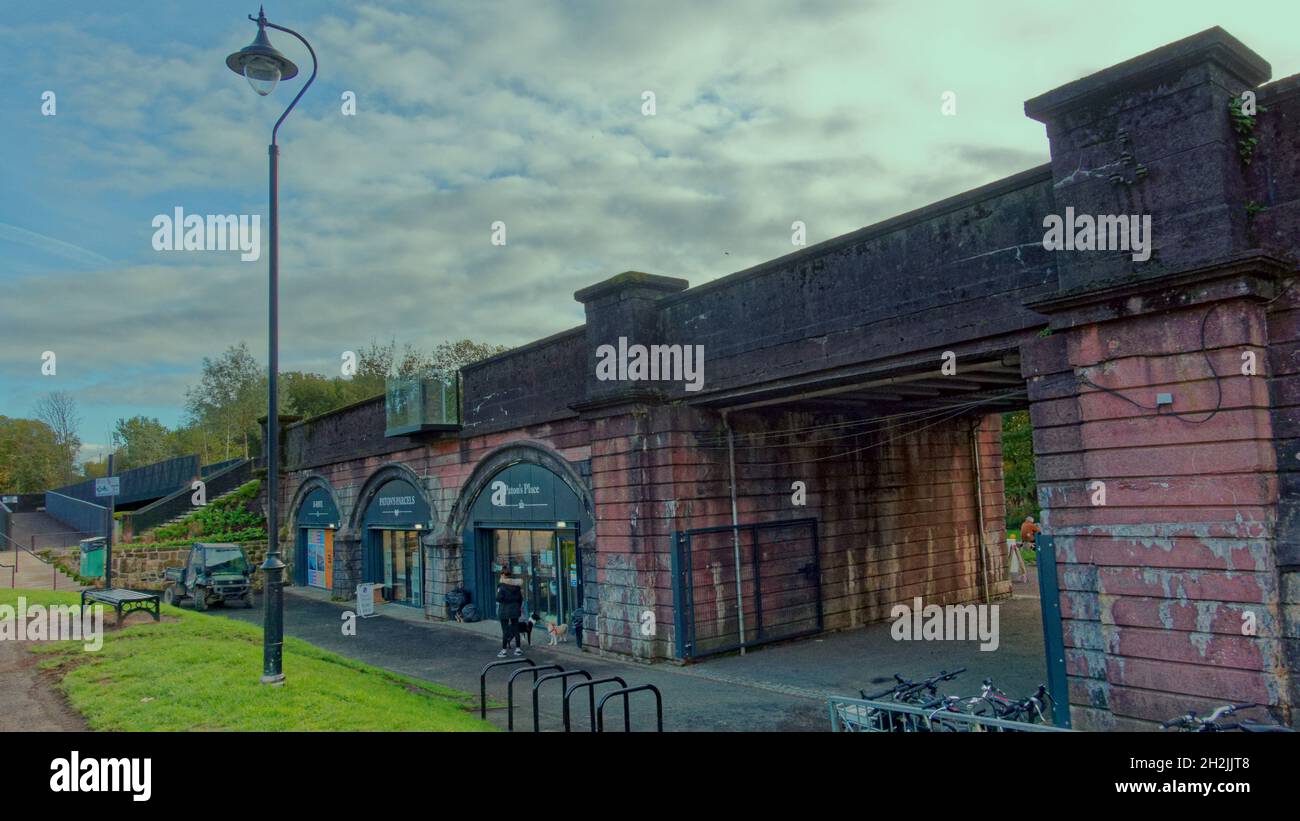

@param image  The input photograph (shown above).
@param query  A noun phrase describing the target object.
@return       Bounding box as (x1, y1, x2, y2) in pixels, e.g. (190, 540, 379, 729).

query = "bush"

(130, 480, 264, 549)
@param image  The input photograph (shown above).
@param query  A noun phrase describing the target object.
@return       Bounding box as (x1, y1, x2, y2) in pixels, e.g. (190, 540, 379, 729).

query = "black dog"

(514, 612, 537, 647)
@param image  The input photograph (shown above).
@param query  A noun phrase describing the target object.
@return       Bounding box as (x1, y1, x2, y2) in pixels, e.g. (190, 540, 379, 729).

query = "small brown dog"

(547, 620, 568, 645)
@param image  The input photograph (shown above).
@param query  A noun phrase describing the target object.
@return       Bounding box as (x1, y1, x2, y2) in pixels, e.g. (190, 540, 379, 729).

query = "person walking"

(495, 568, 524, 658)
(1020, 516, 1040, 545)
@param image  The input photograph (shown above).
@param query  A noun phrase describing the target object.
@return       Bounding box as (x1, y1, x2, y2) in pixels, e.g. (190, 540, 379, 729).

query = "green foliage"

(111, 416, 172, 470)
(185, 342, 265, 462)
(1001, 410, 1039, 529)
(1228, 96, 1266, 166)
(135, 480, 264, 547)
(0, 416, 64, 492)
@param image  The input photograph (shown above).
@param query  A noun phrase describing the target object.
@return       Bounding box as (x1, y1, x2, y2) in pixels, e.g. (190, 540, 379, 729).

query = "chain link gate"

(671, 518, 822, 659)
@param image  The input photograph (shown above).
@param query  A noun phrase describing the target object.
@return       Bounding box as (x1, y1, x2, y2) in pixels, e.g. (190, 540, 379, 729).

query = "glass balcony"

(384, 376, 461, 436)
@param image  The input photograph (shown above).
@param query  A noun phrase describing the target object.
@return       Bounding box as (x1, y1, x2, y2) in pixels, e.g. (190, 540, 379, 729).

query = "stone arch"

(444, 439, 593, 545)
(344, 461, 438, 541)
(285, 474, 343, 533)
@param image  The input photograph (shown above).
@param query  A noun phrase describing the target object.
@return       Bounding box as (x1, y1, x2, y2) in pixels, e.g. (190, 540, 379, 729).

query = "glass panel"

(558, 531, 578, 619)
(382, 531, 395, 601)
(405, 531, 422, 606)
(531, 530, 559, 624)
(378, 530, 422, 607)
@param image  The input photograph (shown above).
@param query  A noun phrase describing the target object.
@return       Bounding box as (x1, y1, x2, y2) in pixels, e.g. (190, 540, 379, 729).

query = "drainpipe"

(723, 411, 747, 655)
(971, 418, 990, 604)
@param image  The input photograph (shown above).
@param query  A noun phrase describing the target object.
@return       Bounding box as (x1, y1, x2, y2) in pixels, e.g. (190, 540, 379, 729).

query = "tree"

(1001, 410, 1039, 529)
(281, 371, 347, 419)
(34, 391, 81, 484)
(0, 417, 65, 492)
(185, 342, 265, 459)
(112, 416, 172, 470)
(431, 339, 510, 377)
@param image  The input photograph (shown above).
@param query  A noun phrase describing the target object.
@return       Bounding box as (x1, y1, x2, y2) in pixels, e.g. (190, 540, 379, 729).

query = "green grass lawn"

(1, 589, 493, 732)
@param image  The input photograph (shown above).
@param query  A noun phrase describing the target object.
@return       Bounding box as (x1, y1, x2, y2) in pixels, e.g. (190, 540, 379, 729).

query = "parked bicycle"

(1161, 703, 1294, 733)
(861, 667, 967, 704)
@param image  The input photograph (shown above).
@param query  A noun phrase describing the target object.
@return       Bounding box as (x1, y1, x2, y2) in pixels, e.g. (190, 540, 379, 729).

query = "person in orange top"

(1020, 516, 1041, 544)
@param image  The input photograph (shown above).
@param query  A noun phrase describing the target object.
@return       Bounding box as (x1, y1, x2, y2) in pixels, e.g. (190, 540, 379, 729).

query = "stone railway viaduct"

(266, 29, 1300, 730)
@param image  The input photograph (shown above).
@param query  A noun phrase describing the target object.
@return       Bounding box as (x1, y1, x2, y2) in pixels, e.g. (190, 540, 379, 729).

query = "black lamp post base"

(260, 673, 286, 686)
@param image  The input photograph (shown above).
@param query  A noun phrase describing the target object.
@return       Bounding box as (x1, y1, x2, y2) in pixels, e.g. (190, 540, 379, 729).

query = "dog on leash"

(515, 613, 536, 647)
(547, 619, 569, 646)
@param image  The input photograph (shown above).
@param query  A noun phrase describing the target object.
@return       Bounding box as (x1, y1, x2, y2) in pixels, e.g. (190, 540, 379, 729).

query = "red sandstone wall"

(1024, 298, 1286, 729)
(1266, 277, 1300, 720)
(589, 404, 1009, 660)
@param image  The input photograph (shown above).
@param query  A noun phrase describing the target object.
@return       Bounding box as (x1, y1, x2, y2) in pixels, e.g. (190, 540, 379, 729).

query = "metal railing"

(123, 458, 251, 535)
(44, 492, 107, 539)
(0, 529, 72, 590)
(0, 499, 10, 552)
(828, 696, 1071, 733)
(52, 454, 200, 506)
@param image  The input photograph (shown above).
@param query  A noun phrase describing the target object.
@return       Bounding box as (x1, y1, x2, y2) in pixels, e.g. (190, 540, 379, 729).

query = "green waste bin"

(79, 537, 106, 579)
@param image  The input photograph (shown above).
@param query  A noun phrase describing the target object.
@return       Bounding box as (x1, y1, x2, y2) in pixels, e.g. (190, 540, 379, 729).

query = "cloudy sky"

(2, 0, 1298, 459)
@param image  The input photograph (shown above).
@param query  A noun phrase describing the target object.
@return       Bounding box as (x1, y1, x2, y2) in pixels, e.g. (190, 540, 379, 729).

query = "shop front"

(293, 486, 339, 590)
(360, 478, 433, 608)
(461, 462, 591, 629)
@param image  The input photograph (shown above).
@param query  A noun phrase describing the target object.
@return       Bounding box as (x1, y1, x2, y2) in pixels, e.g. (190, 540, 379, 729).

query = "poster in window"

(307, 528, 331, 589)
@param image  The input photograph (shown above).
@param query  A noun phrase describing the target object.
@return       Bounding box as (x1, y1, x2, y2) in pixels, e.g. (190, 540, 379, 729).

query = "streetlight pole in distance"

(224, 5, 317, 685)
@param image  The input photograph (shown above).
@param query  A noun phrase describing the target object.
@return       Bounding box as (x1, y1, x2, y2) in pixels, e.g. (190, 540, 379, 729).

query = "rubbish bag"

(444, 587, 469, 619)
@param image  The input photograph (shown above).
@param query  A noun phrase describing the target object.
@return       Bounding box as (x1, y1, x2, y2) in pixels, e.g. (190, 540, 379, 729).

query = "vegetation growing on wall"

(1229, 95, 1266, 166)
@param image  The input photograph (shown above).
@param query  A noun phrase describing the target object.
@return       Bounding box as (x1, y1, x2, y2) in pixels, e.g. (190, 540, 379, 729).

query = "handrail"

(0, 528, 64, 589)
(479, 657, 536, 720)
(506, 664, 562, 731)
(126, 458, 251, 535)
(531, 670, 591, 732)
(45, 490, 107, 509)
(563, 675, 627, 732)
(597, 684, 664, 732)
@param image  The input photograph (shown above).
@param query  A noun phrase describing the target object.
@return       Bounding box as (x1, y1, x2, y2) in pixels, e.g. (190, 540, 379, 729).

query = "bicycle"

(1161, 703, 1294, 733)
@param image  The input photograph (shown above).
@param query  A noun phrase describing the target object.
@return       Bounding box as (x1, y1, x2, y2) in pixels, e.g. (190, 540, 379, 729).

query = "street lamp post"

(225, 5, 316, 685)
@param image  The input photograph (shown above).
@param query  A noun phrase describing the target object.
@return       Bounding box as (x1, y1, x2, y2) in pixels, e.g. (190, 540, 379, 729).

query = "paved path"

(211, 587, 1047, 732)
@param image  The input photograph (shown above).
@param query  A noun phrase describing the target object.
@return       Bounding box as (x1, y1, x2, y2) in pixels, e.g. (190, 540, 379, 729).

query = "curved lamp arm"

(254, 15, 318, 146)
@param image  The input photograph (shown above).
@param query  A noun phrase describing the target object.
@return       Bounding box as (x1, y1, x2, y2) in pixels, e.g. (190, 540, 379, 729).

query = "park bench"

(81, 588, 160, 623)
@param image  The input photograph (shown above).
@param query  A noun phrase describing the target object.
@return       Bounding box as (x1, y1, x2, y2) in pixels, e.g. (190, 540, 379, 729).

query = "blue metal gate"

(671, 518, 821, 659)
(1035, 535, 1071, 728)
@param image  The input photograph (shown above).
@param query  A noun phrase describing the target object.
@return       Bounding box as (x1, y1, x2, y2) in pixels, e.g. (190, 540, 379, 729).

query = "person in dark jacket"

(495, 569, 524, 657)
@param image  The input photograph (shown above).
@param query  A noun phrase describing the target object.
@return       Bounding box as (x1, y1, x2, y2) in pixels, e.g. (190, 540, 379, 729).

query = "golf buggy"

(162, 542, 255, 611)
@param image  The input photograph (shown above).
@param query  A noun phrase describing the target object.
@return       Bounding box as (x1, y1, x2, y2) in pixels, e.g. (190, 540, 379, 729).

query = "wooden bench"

(81, 588, 160, 623)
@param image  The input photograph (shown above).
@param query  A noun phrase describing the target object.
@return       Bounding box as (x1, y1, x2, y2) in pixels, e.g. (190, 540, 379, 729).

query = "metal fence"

(0, 499, 11, 551)
(44, 491, 107, 539)
(671, 518, 822, 659)
(829, 696, 1071, 733)
(125, 458, 251, 535)
(52, 454, 200, 506)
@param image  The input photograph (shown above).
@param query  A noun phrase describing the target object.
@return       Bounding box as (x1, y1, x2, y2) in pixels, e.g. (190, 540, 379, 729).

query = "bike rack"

(563, 675, 627, 732)
(531, 669, 592, 732)
(596, 683, 663, 732)
(506, 663, 563, 731)
(479, 657, 535, 720)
